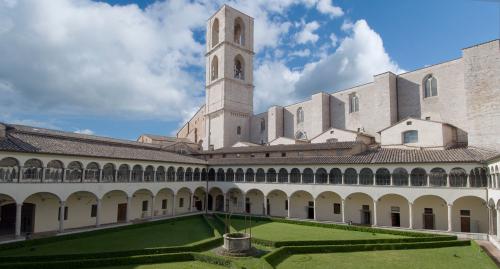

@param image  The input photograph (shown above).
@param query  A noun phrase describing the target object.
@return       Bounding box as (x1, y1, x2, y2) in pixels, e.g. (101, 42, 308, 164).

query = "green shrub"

(192, 253, 233, 268)
(273, 235, 457, 247)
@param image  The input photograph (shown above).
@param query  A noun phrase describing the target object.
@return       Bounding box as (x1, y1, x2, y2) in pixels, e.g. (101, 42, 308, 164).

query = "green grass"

(229, 218, 404, 241)
(93, 261, 226, 269)
(0, 216, 214, 256)
(276, 243, 497, 269)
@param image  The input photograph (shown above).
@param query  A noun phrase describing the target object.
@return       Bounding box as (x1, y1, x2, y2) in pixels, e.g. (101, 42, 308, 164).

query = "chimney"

(0, 123, 5, 139)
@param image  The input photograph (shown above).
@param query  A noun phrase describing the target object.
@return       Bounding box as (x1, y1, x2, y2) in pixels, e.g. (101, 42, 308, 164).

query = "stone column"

(466, 175, 470, 188)
(15, 203, 22, 237)
(264, 195, 268, 216)
(59, 201, 65, 232)
(62, 169, 66, 183)
(447, 204, 452, 232)
(313, 199, 317, 220)
(172, 194, 176, 216)
(341, 173, 345, 185)
(223, 193, 227, 212)
(341, 199, 345, 223)
(496, 208, 500, 240)
(114, 170, 118, 182)
(300, 173, 303, 184)
(409, 202, 413, 229)
(287, 196, 291, 218)
(151, 195, 155, 218)
(190, 194, 194, 212)
(82, 169, 86, 182)
(390, 174, 393, 186)
(99, 169, 103, 182)
(241, 193, 246, 213)
(426, 174, 429, 187)
(126, 196, 132, 222)
(41, 167, 46, 182)
(128, 170, 132, 182)
(96, 199, 102, 227)
(373, 201, 377, 226)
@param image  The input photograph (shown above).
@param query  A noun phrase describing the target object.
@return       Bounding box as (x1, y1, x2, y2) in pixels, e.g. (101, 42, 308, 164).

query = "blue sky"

(0, 0, 498, 140)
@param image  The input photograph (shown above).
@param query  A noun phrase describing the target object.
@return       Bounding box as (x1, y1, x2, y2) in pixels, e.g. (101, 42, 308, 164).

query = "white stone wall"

(380, 118, 456, 148)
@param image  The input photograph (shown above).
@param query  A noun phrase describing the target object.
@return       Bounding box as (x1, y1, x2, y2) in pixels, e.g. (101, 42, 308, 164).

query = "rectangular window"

(391, 206, 400, 213)
(91, 204, 97, 217)
(285, 200, 288, 210)
(424, 208, 433, 214)
(362, 205, 369, 211)
(142, 200, 148, 211)
(162, 199, 167, 209)
(308, 201, 314, 207)
(460, 210, 470, 216)
(265, 153, 270, 157)
(179, 198, 184, 208)
(403, 130, 418, 144)
(281, 152, 286, 157)
(333, 203, 341, 214)
(58, 206, 68, 221)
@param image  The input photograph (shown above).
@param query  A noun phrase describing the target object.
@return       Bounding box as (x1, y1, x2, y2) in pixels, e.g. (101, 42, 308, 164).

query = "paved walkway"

(477, 240, 500, 267)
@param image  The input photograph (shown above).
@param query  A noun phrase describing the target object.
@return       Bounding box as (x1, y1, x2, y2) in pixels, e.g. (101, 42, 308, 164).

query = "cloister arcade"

(0, 154, 499, 241)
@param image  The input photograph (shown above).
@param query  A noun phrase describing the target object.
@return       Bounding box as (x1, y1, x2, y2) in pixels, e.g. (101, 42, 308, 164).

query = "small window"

(179, 198, 184, 208)
(424, 208, 433, 214)
(250, 154, 255, 158)
(391, 206, 400, 212)
(423, 75, 437, 98)
(91, 204, 97, 217)
(234, 56, 244, 80)
(403, 130, 418, 144)
(362, 205, 370, 211)
(161, 199, 167, 209)
(260, 119, 265, 132)
(406, 121, 412, 125)
(333, 203, 341, 214)
(265, 153, 270, 158)
(237, 126, 241, 135)
(308, 201, 314, 207)
(142, 200, 148, 211)
(296, 107, 304, 124)
(425, 116, 431, 120)
(281, 152, 286, 157)
(349, 94, 359, 113)
(460, 210, 470, 216)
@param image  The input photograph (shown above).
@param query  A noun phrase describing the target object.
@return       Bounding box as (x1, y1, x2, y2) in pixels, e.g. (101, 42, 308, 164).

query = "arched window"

(410, 168, 427, 186)
(117, 164, 130, 182)
(256, 168, 265, 182)
(296, 107, 304, 124)
(185, 167, 193, 181)
(470, 167, 487, 187)
(234, 55, 244, 80)
(344, 168, 358, 184)
(216, 168, 225, 181)
(403, 130, 418, 144)
(359, 168, 374, 185)
(234, 17, 245, 45)
(245, 168, 254, 182)
(278, 168, 288, 183)
(349, 93, 359, 113)
(23, 159, 43, 181)
(449, 168, 467, 187)
(295, 131, 307, 140)
(0, 157, 19, 182)
(176, 167, 184, 181)
(226, 168, 234, 182)
(156, 166, 166, 182)
(208, 168, 215, 181)
(193, 168, 200, 181)
(167, 166, 176, 181)
(392, 168, 408, 186)
(211, 56, 218, 80)
(290, 168, 301, 183)
(212, 18, 219, 47)
(423, 74, 437, 98)
(315, 168, 328, 184)
(132, 165, 143, 182)
(237, 126, 241, 135)
(144, 165, 155, 182)
(201, 168, 207, 181)
(102, 163, 115, 182)
(84, 162, 100, 182)
(375, 168, 391, 185)
(236, 168, 244, 182)
(267, 168, 277, 183)
(67, 161, 83, 182)
(329, 168, 342, 184)
(303, 168, 314, 184)
(46, 160, 64, 182)
(429, 167, 447, 187)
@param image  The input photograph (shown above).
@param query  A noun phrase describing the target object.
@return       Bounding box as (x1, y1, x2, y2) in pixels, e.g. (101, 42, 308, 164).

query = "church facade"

(0, 5, 500, 249)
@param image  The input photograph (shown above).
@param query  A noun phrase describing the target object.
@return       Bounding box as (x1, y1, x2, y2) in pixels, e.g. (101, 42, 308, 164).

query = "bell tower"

(204, 5, 254, 149)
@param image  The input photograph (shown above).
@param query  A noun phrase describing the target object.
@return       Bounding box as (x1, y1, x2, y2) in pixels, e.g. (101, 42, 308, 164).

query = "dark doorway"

(460, 210, 471, 233)
(208, 195, 213, 211)
(391, 206, 401, 227)
(307, 201, 314, 219)
(0, 203, 16, 235)
(245, 198, 250, 213)
(195, 200, 202, 211)
(266, 199, 270, 215)
(117, 203, 127, 222)
(21, 203, 35, 234)
(423, 208, 434, 230)
(215, 195, 224, 212)
(361, 205, 371, 225)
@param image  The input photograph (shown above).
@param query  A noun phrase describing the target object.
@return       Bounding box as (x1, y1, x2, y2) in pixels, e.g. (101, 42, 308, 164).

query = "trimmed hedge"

(203, 214, 225, 236)
(0, 236, 223, 263)
(263, 240, 471, 267)
(0, 214, 204, 252)
(192, 253, 233, 268)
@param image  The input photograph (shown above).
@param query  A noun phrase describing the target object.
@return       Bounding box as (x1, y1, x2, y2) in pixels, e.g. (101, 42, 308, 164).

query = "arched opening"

(22, 159, 43, 182)
(130, 189, 154, 220)
(233, 55, 244, 80)
(412, 195, 447, 230)
(23, 192, 61, 233)
(392, 168, 408, 186)
(156, 166, 166, 182)
(193, 187, 206, 211)
(302, 168, 314, 184)
(344, 168, 358, 185)
(211, 56, 218, 80)
(193, 168, 200, 181)
(470, 167, 487, 187)
(65, 191, 98, 229)
(256, 168, 265, 182)
(208, 187, 224, 212)
(359, 168, 373, 185)
(375, 168, 391, 185)
(290, 191, 314, 219)
(216, 168, 225, 182)
(144, 165, 155, 182)
(377, 194, 409, 228)
(66, 161, 83, 182)
(185, 167, 193, 181)
(245, 168, 254, 182)
(429, 167, 447, 187)
(176, 187, 192, 214)
(315, 168, 328, 184)
(267, 190, 287, 217)
(227, 188, 244, 213)
(0, 157, 19, 182)
(101, 190, 128, 224)
(211, 18, 219, 47)
(235, 168, 244, 182)
(278, 168, 288, 183)
(208, 168, 215, 181)
(452, 196, 488, 233)
(117, 164, 130, 182)
(0, 193, 17, 236)
(102, 163, 115, 182)
(226, 168, 234, 182)
(246, 189, 264, 215)
(349, 94, 359, 113)
(131, 165, 143, 182)
(329, 168, 342, 184)
(315, 191, 342, 222)
(176, 167, 184, 182)
(449, 168, 467, 187)
(423, 74, 437, 98)
(45, 160, 64, 182)
(345, 193, 373, 225)
(233, 17, 245, 45)
(410, 168, 427, 186)
(155, 188, 174, 216)
(290, 168, 301, 183)
(167, 166, 176, 182)
(201, 168, 207, 181)
(84, 162, 100, 182)
(266, 168, 277, 183)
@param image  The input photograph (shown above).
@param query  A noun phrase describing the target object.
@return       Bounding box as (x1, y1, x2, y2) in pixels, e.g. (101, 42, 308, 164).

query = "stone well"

(223, 232, 251, 253)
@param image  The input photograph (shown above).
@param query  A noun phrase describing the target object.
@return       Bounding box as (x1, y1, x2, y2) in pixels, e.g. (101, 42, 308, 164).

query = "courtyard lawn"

(276, 244, 497, 269)
(0, 216, 214, 256)
(94, 261, 226, 269)
(229, 218, 404, 241)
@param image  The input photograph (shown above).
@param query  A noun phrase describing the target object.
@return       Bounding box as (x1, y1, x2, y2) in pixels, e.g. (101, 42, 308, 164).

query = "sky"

(0, 0, 498, 140)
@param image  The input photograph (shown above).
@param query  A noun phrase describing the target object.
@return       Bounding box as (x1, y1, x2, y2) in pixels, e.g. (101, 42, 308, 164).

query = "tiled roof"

(0, 125, 206, 165)
(207, 148, 497, 166)
(197, 141, 361, 155)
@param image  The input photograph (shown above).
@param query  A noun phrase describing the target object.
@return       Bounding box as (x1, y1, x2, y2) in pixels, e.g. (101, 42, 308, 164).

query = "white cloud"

(74, 129, 95, 135)
(316, 0, 343, 18)
(329, 33, 338, 47)
(341, 19, 354, 31)
(289, 49, 311, 57)
(296, 21, 320, 44)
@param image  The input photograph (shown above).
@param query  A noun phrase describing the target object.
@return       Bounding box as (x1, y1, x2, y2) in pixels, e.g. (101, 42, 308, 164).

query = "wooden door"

(117, 203, 127, 222)
(362, 211, 371, 225)
(423, 214, 434, 229)
(461, 217, 470, 233)
(391, 213, 401, 227)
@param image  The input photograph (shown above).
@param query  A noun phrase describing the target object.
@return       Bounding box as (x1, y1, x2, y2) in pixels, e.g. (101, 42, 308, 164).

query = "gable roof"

(377, 117, 456, 133)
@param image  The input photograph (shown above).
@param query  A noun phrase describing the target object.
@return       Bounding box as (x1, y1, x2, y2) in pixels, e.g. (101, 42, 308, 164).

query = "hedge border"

(0, 214, 204, 252)
(263, 240, 471, 267)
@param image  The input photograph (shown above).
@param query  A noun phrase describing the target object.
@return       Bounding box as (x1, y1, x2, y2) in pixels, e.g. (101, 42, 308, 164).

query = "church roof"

(198, 141, 361, 154)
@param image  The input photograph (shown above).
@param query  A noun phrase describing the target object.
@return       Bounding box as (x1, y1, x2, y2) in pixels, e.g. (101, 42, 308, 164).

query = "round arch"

(376, 194, 409, 228)
(345, 192, 373, 225)
(290, 190, 314, 219)
(451, 196, 488, 233)
(315, 191, 342, 222)
(267, 189, 288, 217)
(412, 195, 447, 230)
(245, 189, 264, 215)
